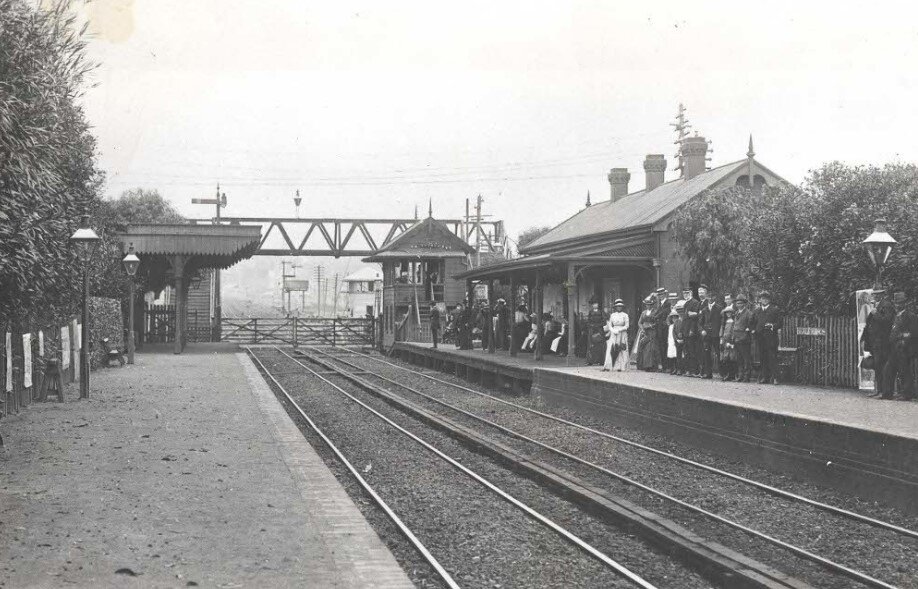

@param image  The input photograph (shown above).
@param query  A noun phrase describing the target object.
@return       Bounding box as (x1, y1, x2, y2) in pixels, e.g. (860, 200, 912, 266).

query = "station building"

(456, 135, 788, 357)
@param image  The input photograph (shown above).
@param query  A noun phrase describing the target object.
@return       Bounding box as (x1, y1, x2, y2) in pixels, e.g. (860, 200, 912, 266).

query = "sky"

(74, 0, 918, 283)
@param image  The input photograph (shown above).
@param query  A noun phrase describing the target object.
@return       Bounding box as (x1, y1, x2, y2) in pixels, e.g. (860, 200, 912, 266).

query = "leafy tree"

(517, 225, 554, 249)
(0, 0, 102, 325)
(671, 163, 918, 314)
(99, 188, 185, 228)
(91, 189, 186, 301)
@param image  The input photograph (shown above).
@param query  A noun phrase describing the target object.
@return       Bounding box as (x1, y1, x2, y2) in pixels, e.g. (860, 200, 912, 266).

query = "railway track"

(271, 346, 817, 589)
(248, 347, 667, 589)
(296, 345, 916, 589)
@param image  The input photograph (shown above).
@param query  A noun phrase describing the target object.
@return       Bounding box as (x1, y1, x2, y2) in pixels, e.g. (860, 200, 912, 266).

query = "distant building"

(340, 267, 383, 318)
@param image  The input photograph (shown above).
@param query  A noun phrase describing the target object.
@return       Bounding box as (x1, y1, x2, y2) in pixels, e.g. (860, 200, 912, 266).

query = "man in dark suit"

(732, 294, 755, 382)
(653, 287, 671, 371)
(861, 289, 895, 398)
(882, 291, 918, 401)
(495, 298, 510, 350)
(698, 284, 722, 379)
(429, 303, 441, 349)
(754, 291, 783, 384)
(681, 286, 701, 376)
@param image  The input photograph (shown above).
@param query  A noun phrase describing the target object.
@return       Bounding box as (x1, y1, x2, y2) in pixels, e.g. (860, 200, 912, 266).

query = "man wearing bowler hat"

(681, 286, 701, 376)
(698, 284, 722, 379)
(754, 291, 783, 384)
(882, 291, 918, 401)
(653, 287, 671, 371)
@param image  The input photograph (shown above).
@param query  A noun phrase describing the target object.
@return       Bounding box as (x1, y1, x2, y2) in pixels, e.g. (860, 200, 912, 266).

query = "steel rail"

(268, 346, 658, 589)
(244, 348, 461, 589)
(332, 346, 918, 541)
(307, 348, 897, 589)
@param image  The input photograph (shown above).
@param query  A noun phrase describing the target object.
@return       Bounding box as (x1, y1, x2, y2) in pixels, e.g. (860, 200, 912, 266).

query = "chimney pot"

(607, 168, 630, 202)
(643, 154, 667, 191)
(682, 136, 708, 180)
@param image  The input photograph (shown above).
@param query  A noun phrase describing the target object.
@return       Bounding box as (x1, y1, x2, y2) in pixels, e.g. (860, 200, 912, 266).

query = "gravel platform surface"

(322, 349, 918, 589)
(255, 349, 712, 589)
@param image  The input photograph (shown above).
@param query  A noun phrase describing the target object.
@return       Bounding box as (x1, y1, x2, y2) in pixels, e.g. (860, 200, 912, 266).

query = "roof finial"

(747, 134, 755, 159)
(585, 190, 591, 207)
(413, 204, 418, 220)
(428, 197, 433, 218)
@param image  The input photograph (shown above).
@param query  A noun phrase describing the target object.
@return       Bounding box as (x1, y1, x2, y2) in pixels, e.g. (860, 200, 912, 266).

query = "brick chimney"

(607, 168, 630, 201)
(643, 154, 666, 191)
(682, 136, 708, 180)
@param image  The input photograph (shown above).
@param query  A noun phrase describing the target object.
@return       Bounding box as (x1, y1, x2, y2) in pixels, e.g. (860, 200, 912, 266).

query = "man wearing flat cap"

(754, 291, 783, 384)
(882, 291, 918, 401)
(732, 294, 755, 382)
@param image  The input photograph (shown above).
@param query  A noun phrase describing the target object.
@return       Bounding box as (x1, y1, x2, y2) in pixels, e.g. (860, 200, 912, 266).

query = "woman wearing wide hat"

(603, 299, 630, 371)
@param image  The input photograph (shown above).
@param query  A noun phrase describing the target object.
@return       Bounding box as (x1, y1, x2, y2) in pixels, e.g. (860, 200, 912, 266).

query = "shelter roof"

(523, 159, 763, 254)
(119, 223, 261, 269)
(363, 216, 474, 262)
(454, 252, 654, 281)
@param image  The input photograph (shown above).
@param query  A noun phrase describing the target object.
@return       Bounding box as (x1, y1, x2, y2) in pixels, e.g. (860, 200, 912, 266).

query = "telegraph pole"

(191, 184, 227, 339)
(332, 273, 340, 317)
(315, 265, 325, 317)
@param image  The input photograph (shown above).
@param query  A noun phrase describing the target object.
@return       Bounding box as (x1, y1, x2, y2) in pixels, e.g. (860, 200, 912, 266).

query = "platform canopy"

(118, 223, 261, 354)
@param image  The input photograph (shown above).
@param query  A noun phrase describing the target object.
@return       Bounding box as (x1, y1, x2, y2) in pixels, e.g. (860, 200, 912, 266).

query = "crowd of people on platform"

(430, 298, 570, 356)
(587, 285, 785, 384)
(426, 284, 916, 400)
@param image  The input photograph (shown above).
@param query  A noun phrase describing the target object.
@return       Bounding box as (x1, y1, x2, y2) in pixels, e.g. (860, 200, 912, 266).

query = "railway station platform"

(392, 342, 918, 515)
(0, 343, 411, 588)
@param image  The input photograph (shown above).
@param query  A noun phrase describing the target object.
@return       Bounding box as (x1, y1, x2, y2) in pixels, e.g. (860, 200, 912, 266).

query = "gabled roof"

(363, 216, 475, 262)
(343, 267, 382, 282)
(522, 159, 779, 254)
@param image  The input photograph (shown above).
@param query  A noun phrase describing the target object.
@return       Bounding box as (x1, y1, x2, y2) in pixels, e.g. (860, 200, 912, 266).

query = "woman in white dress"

(603, 299, 630, 371)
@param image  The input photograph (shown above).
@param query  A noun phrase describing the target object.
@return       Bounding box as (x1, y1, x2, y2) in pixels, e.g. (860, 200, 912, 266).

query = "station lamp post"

(122, 243, 140, 365)
(862, 219, 897, 290)
(69, 216, 101, 399)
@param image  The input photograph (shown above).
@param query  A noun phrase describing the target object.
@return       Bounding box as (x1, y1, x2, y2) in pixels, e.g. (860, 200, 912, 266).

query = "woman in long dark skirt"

(586, 299, 606, 365)
(636, 296, 661, 371)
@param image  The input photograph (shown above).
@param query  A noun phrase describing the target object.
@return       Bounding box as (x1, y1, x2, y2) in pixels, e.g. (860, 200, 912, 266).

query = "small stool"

(38, 359, 65, 403)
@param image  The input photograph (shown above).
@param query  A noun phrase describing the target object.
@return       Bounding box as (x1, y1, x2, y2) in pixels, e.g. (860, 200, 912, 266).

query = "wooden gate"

(220, 317, 374, 346)
(144, 305, 174, 343)
(143, 306, 209, 343)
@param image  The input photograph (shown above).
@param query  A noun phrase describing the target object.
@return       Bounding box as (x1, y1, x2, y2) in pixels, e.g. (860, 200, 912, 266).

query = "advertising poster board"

(39, 330, 44, 357)
(61, 326, 71, 369)
(22, 334, 32, 389)
(856, 288, 875, 391)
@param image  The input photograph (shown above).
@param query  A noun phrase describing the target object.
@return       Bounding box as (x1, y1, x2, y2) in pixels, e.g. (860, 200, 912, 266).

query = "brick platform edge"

(531, 369, 918, 516)
(238, 353, 414, 589)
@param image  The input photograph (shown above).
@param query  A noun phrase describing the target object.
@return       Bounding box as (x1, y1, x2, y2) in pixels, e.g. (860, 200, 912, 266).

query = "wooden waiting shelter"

(118, 224, 261, 353)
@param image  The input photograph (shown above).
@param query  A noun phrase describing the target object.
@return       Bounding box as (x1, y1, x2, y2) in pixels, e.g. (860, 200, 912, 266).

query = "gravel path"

(255, 349, 712, 589)
(322, 348, 918, 589)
